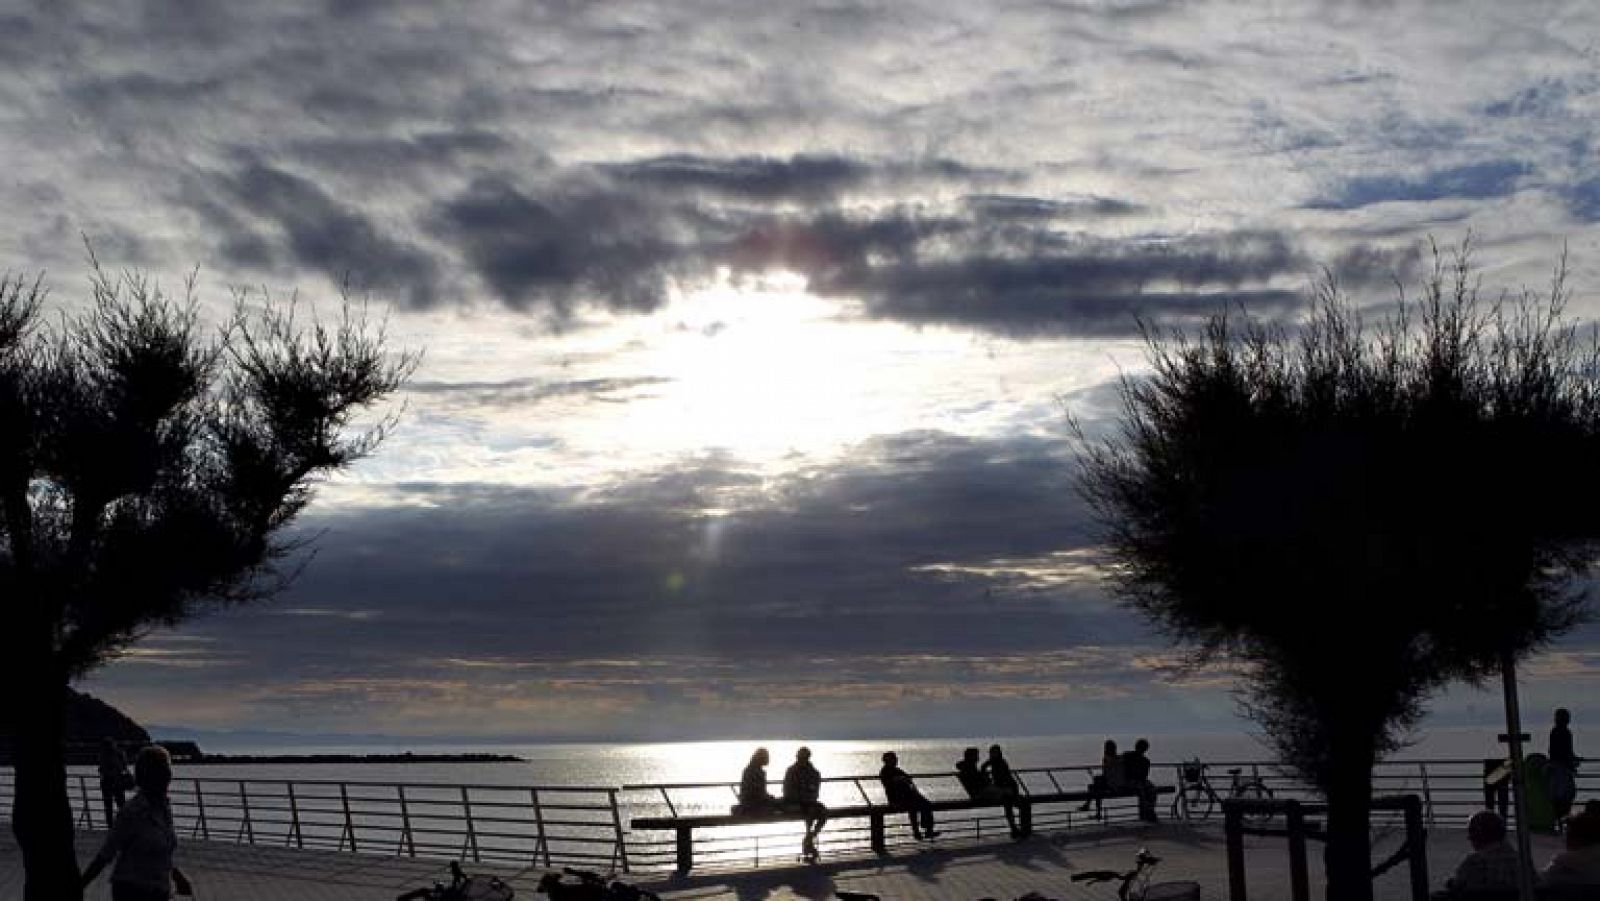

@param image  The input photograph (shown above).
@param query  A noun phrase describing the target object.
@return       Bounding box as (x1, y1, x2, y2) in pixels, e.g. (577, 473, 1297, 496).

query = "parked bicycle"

(1070, 849, 1199, 901)
(537, 867, 660, 901)
(1170, 759, 1273, 821)
(396, 861, 515, 901)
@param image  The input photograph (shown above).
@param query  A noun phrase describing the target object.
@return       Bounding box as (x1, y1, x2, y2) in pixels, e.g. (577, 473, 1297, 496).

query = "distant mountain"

(0, 688, 150, 763)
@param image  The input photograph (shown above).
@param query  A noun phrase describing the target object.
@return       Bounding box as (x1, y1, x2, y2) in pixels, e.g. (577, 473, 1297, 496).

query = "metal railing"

(620, 763, 1168, 872)
(3, 756, 1594, 874)
(0, 772, 627, 870)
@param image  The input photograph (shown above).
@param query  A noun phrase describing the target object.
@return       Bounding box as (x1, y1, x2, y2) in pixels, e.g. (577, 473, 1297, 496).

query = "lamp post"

(1501, 648, 1537, 901)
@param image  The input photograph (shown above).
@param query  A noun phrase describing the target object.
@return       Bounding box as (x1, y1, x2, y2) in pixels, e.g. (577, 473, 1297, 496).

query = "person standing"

(1120, 738, 1158, 823)
(82, 745, 193, 900)
(782, 747, 828, 861)
(982, 744, 1023, 838)
(98, 737, 131, 829)
(879, 751, 937, 840)
(1550, 708, 1581, 822)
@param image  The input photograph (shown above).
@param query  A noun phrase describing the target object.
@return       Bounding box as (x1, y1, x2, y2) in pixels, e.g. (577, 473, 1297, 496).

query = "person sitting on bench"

(880, 751, 938, 840)
(1543, 801, 1600, 888)
(735, 747, 780, 815)
(1080, 740, 1123, 815)
(956, 747, 990, 798)
(783, 746, 828, 861)
(1120, 739, 1158, 823)
(982, 744, 1023, 839)
(1442, 810, 1521, 895)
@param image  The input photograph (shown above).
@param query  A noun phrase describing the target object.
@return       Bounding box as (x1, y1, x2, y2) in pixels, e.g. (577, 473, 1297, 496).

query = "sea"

(67, 727, 1521, 789)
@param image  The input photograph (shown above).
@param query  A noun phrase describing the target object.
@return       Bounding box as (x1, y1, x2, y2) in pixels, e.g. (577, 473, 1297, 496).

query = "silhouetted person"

(956, 747, 989, 797)
(82, 745, 193, 900)
(1550, 707, 1581, 821)
(782, 746, 828, 860)
(982, 744, 1022, 838)
(1443, 810, 1521, 895)
(1079, 739, 1122, 815)
(1542, 801, 1600, 887)
(879, 751, 937, 839)
(98, 737, 131, 828)
(1120, 738, 1158, 823)
(736, 747, 779, 815)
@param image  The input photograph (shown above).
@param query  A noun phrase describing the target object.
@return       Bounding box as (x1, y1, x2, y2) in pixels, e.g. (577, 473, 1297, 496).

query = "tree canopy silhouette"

(0, 261, 414, 900)
(1076, 243, 1600, 901)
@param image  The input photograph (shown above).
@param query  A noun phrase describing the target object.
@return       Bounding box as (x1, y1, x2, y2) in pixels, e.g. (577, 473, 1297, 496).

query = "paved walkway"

(0, 824, 1571, 901)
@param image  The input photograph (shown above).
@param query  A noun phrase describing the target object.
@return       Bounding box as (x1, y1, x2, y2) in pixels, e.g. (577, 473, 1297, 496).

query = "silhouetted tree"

(1076, 243, 1600, 901)
(0, 261, 414, 900)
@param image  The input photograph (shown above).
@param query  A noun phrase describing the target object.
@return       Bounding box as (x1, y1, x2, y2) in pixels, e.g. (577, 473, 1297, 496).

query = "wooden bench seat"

(632, 786, 1174, 873)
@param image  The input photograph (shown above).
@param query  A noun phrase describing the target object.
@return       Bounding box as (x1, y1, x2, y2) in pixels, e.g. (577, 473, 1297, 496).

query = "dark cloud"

(604, 154, 1009, 202)
(427, 174, 695, 315)
(406, 375, 672, 407)
(184, 431, 1123, 672)
(190, 162, 443, 307)
(425, 164, 1304, 336)
(605, 154, 870, 201)
(286, 130, 514, 178)
(1308, 160, 1531, 210)
(962, 194, 1146, 220)
(825, 231, 1309, 336)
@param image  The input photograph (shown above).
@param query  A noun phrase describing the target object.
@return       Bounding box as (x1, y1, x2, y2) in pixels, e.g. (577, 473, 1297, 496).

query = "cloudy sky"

(12, 0, 1600, 744)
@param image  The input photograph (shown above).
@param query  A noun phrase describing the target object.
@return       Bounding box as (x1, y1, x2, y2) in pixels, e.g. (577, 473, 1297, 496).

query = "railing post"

(852, 778, 872, 806)
(1405, 795, 1430, 901)
(608, 788, 630, 872)
(1286, 800, 1309, 901)
(287, 783, 303, 849)
(1225, 802, 1247, 901)
(239, 781, 255, 844)
(675, 826, 693, 874)
(195, 780, 209, 841)
(342, 783, 359, 855)
(531, 788, 550, 868)
(1417, 762, 1435, 827)
(461, 786, 479, 862)
(77, 775, 94, 830)
(399, 785, 415, 857)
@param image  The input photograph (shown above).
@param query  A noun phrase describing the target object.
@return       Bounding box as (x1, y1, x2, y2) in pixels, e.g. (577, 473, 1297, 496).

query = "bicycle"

(1070, 849, 1199, 901)
(1170, 759, 1273, 821)
(396, 860, 515, 901)
(536, 867, 660, 901)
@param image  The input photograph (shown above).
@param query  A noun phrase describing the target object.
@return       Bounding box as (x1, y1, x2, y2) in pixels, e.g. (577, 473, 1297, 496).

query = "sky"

(8, 0, 1600, 745)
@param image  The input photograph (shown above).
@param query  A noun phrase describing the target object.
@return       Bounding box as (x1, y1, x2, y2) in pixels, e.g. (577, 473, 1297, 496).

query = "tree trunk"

(11, 676, 83, 901)
(1322, 746, 1375, 901)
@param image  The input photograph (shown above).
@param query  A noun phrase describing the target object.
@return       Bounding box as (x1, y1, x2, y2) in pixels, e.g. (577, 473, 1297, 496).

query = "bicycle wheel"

(1142, 881, 1200, 901)
(1236, 780, 1274, 822)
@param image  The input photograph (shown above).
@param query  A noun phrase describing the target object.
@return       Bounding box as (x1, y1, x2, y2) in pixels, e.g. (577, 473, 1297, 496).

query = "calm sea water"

(68, 727, 1518, 789)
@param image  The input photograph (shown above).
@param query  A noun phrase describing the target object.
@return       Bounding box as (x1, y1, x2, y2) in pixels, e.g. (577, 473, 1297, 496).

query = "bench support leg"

(675, 826, 693, 874)
(1018, 802, 1032, 838)
(870, 813, 887, 856)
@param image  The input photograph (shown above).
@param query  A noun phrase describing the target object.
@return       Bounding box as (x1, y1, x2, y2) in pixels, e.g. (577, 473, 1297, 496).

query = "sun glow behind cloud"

(621, 270, 979, 468)
(339, 271, 1140, 503)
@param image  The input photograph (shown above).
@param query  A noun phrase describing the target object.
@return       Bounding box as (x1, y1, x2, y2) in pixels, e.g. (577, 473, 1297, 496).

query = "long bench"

(632, 785, 1174, 873)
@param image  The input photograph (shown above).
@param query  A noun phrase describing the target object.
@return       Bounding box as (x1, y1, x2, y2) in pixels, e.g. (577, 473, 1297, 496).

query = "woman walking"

(82, 745, 193, 900)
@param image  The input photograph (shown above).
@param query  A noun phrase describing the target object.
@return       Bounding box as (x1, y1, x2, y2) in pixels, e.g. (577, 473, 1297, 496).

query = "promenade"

(0, 823, 1570, 901)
